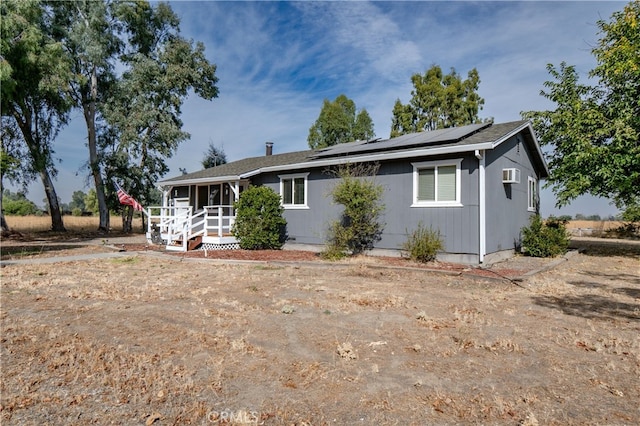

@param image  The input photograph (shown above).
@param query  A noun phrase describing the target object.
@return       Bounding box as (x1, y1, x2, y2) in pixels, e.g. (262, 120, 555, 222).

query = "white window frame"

(279, 172, 309, 209)
(411, 159, 463, 207)
(528, 176, 537, 212)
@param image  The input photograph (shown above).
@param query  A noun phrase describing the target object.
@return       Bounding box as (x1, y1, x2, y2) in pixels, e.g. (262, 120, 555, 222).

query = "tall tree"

(522, 1, 640, 210)
(50, 0, 219, 232)
(390, 65, 485, 137)
(49, 0, 120, 232)
(307, 94, 375, 149)
(1, 0, 71, 231)
(202, 142, 227, 169)
(101, 1, 219, 233)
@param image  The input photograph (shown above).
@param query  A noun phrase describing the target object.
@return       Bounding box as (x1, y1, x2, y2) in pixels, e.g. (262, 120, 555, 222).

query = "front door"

(197, 185, 209, 210)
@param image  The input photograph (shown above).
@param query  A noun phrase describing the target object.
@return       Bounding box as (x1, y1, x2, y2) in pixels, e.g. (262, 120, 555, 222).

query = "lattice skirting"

(199, 242, 241, 251)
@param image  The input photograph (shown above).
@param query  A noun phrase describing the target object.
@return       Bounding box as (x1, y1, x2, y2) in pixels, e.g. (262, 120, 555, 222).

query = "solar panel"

(311, 122, 491, 159)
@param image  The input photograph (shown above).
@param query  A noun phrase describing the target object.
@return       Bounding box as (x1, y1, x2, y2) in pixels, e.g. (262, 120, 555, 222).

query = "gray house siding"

(373, 156, 480, 256)
(484, 135, 539, 255)
(255, 170, 342, 245)
(257, 154, 481, 259)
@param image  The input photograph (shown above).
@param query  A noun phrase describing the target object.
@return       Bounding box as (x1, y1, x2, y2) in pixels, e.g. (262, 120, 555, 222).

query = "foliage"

(69, 190, 86, 211)
(605, 222, 640, 239)
(2, 190, 39, 216)
(391, 65, 485, 137)
(84, 189, 99, 215)
(0, 118, 27, 231)
(1, 0, 72, 231)
(322, 163, 385, 259)
(201, 142, 227, 169)
(71, 207, 83, 217)
(557, 215, 573, 222)
(308, 94, 375, 149)
(621, 204, 640, 223)
(401, 222, 444, 263)
(232, 186, 287, 250)
(521, 215, 570, 258)
(48, 0, 219, 232)
(522, 2, 640, 210)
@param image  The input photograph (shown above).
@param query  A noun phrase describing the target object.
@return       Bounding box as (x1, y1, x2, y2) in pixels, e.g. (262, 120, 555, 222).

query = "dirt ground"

(1, 237, 639, 425)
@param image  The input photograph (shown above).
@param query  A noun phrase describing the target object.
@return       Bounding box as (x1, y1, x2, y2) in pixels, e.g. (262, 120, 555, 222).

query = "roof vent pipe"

(265, 141, 273, 156)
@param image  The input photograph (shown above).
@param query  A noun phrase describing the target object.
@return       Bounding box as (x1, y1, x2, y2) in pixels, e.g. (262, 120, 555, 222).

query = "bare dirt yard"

(1, 236, 639, 425)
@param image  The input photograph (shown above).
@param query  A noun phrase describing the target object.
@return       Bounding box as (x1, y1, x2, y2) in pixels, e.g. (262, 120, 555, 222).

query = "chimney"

(265, 141, 273, 156)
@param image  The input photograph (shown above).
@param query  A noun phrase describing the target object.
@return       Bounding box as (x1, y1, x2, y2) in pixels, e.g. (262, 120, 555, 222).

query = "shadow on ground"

(532, 294, 640, 322)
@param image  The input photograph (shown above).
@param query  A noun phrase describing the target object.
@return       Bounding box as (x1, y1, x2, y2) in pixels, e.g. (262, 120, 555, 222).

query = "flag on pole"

(114, 181, 143, 211)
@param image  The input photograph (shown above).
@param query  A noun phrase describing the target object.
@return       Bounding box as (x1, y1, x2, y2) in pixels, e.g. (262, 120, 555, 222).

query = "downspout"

(475, 150, 486, 263)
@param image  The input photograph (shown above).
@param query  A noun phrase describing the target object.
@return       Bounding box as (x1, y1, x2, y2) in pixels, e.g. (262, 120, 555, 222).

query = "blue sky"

(12, 0, 626, 218)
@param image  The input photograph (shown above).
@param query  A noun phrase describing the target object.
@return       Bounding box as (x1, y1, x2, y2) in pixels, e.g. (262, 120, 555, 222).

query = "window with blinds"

(412, 160, 462, 207)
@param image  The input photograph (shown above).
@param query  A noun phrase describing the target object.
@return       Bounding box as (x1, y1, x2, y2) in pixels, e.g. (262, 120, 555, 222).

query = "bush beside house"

(232, 186, 287, 250)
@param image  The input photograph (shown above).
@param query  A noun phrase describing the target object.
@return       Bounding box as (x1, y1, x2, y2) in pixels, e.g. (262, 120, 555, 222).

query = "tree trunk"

(12, 112, 66, 232)
(0, 179, 9, 233)
(83, 67, 109, 232)
(0, 212, 8, 233)
(140, 209, 146, 233)
(41, 170, 65, 231)
(121, 207, 133, 233)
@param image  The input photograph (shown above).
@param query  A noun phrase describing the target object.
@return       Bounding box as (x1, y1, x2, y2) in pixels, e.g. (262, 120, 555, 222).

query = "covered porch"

(146, 179, 248, 251)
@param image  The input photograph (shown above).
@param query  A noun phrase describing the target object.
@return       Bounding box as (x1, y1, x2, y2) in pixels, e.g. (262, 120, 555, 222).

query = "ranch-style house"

(148, 120, 548, 264)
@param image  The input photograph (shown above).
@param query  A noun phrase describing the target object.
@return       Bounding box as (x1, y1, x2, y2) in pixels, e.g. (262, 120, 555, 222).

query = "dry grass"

(3, 215, 144, 234)
(1, 239, 639, 424)
(565, 220, 625, 231)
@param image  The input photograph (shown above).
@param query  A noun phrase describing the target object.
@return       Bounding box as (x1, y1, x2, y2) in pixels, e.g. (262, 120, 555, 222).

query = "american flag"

(114, 182, 143, 212)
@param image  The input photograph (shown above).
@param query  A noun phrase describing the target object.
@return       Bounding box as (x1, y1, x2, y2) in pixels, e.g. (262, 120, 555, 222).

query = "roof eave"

(257, 142, 497, 174)
(158, 175, 243, 187)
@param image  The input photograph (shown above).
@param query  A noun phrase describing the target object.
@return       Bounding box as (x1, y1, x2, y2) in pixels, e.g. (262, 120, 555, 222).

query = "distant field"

(3, 216, 628, 233)
(3, 215, 144, 233)
(565, 220, 624, 230)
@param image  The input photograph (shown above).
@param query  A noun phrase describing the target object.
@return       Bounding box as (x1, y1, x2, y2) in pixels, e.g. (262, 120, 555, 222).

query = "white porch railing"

(146, 205, 236, 250)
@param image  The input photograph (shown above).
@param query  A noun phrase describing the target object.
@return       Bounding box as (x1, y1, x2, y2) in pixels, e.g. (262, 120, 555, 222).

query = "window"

(528, 176, 537, 212)
(412, 160, 462, 207)
(279, 173, 309, 209)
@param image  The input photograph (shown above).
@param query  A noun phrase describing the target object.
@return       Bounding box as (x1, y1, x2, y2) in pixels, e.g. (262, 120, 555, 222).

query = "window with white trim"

(411, 159, 463, 207)
(279, 173, 309, 209)
(528, 176, 537, 212)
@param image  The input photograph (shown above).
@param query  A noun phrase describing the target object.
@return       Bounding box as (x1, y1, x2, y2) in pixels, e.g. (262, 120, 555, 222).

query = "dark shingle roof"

(160, 150, 312, 183)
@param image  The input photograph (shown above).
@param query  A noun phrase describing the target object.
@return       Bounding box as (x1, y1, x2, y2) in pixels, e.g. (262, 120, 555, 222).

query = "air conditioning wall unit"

(502, 168, 521, 184)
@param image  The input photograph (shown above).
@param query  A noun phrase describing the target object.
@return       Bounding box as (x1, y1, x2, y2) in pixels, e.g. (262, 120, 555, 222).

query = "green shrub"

(605, 222, 640, 239)
(232, 186, 287, 250)
(521, 215, 570, 257)
(621, 204, 640, 223)
(322, 164, 385, 259)
(71, 207, 83, 217)
(401, 222, 444, 263)
(2, 196, 39, 216)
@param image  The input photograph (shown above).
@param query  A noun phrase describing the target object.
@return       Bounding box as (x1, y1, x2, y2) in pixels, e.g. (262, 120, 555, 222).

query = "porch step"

(166, 235, 203, 252)
(187, 235, 203, 251)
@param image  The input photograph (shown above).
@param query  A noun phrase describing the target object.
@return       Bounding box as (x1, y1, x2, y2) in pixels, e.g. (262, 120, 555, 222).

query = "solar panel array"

(311, 122, 492, 159)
